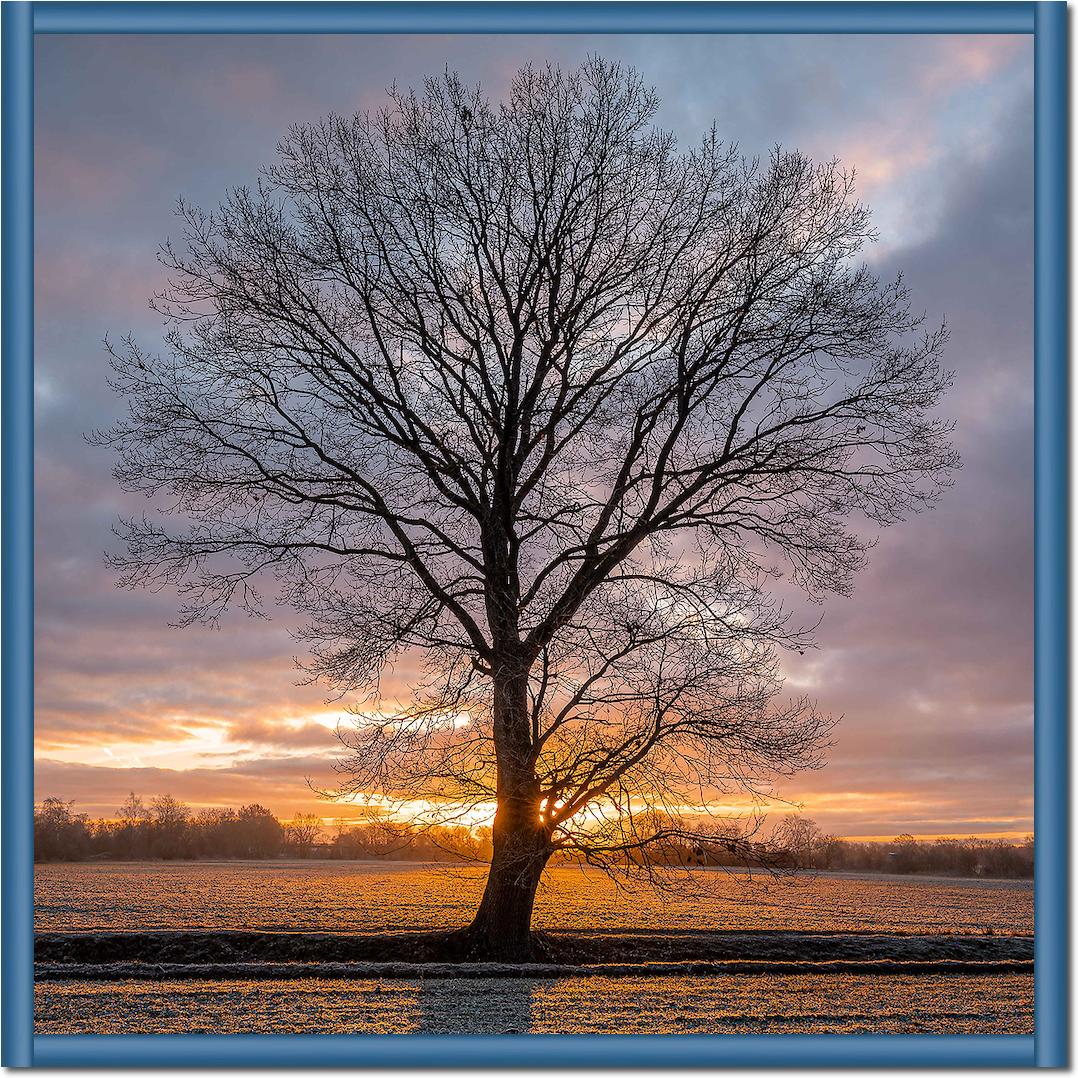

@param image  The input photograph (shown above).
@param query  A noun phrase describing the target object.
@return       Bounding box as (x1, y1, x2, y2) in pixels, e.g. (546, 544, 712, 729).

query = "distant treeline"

(34, 796, 1033, 878)
(805, 833, 1033, 878)
(666, 816, 1034, 879)
(33, 795, 490, 864)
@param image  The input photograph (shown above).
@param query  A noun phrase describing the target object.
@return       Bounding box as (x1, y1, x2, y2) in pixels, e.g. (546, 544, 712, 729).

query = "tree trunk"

(452, 662, 550, 961)
(456, 817, 549, 960)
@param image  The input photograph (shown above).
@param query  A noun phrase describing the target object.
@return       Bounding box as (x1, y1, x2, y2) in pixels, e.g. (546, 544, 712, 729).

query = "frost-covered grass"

(34, 862, 1034, 1035)
(34, 861, 1034, 935)
(35, 972, 1035, 1035)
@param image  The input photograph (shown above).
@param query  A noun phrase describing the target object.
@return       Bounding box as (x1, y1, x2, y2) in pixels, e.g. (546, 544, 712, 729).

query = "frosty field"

(34, 861, 1034, 1035)
(37, 972, 1033, 1036)
(35, 860, 1033, 935)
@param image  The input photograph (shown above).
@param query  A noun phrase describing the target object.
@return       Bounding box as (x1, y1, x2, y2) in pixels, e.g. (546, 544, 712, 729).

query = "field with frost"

(34, 861, 1033, 1035)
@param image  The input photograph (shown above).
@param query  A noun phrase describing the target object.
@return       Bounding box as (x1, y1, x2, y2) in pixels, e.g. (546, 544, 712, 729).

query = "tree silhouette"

(96, 59, 956, 958)
(284, 812, 325, 853)
(772, 813, 826, 869)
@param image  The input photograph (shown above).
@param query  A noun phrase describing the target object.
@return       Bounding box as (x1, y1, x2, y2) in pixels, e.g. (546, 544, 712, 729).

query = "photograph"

(5, 4, 1064, 1064)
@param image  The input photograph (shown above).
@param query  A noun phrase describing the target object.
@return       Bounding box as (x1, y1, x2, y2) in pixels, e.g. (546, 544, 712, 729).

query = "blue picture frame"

(2, 1, 1067, 1067)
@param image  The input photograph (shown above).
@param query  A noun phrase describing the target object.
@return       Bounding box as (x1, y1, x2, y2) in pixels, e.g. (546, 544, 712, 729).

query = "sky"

(34, 33, 1034, 839)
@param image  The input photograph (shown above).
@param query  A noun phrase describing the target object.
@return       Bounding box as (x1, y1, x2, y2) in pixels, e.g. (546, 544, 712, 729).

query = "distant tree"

(772, 814, 825, 869)
(889, 833, 922, 874)
(234, 804, 285, 858)
(96, 59, 957, 957)
(34, 798, 91, 862)
(191, 807, 240, 857)
(113, 791, 152, 858)
(283, 812, 324, 854)
(330, 822, 372, 860)
(119, 792, 150, 826)
(149, 795, 191, 859)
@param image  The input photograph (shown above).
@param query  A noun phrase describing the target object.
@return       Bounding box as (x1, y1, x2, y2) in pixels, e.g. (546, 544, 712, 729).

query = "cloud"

(772, 88, 1034, 835)
(35, 756, 344, 819)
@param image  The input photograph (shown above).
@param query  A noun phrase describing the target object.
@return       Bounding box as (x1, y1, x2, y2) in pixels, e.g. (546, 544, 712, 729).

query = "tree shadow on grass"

(415, 975, 535, 1034)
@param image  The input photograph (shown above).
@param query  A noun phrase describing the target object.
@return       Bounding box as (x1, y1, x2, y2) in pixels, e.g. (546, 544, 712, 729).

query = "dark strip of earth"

(34, 929, 1033, 978)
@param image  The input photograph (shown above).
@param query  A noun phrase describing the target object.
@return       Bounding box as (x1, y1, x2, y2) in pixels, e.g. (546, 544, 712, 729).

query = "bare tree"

(95, 59, 957, 959)
(772, 813, 826, 869)
(283, 812, 324, 853)
(118, 792, 150, 827)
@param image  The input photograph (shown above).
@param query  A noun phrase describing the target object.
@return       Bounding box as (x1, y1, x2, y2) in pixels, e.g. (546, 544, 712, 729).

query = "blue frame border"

(2, 0, 35, 1070)
(2, 1, 1066, 1068)
(1032, 0, 1069, 1069)
(29, 2, 1035, 34)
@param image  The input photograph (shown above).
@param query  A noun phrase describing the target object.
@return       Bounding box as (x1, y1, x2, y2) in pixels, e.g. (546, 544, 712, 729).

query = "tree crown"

(96, 58, 957, 867)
